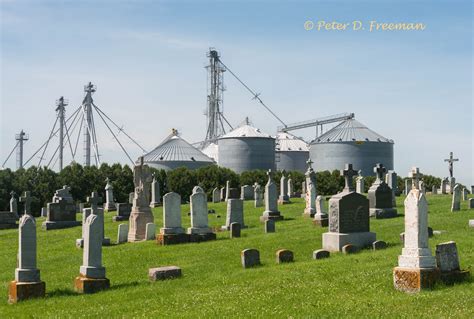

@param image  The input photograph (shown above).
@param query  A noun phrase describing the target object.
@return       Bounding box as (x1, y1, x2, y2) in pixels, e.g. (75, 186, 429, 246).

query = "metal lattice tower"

(82, 82, 97, 166)
(55, 96, 68, 170)
(204, 49, 226, 144)
(15, 130, 29, 169)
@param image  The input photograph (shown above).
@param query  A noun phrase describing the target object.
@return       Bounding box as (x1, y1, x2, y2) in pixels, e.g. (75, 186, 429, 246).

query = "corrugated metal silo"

(201, 142, 218, 162)
(309, 119, 394, 175)
(142, 129, 215, 171)
(217, 124, 275, 174)
(275, 132, 309, 173)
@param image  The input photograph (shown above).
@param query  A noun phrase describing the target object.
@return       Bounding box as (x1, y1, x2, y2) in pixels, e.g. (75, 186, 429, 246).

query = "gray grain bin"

(275, 132, 309, 173)
(217, 124, 275, 174)
(201, 142, 218, 162)
(309, 119, 394, 175)
(142, 129, 215, 171)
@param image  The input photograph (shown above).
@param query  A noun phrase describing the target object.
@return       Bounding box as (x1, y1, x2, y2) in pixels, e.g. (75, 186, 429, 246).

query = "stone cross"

(341, 164, 358, 192)
(373, 163, 386, 182)
(19, 191, 32, 215)
(444, 152, 459, 179)
(266, 169, 273, 181)
(408, 167, 422, 190)
(306, 158, 313, 168)
(87, 192, 102, 212)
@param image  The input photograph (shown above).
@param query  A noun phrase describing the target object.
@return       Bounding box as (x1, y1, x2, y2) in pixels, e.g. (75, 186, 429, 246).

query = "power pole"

(15, 130, 28, 170)
(56, 96, 68, 170)
(82, 82, 96, 166)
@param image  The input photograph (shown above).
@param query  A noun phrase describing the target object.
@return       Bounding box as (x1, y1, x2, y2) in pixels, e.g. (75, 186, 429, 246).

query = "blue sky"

(1, 0, 472, 185)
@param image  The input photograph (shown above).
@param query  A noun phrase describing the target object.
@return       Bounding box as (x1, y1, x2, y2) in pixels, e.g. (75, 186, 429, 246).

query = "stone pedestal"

(8, 281, 45, 304)
(113, 203, 132, 222)
(313, 216, 329, 227)
(157, 233, 189, 245)
(0, 211, 18, 229)
(393, 267, 439, 293)
(370, 208, 398, 219)
(128, 206, 154, 242)
(322, 232, 376, 252)
(74, 275, 110, 294)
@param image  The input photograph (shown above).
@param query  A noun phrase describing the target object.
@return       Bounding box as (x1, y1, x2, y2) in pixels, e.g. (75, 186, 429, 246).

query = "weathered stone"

(117, 224, 128, 244)
(8, 281, 46, 304)
(223, 199, 245, 230)
(385, 170, 397, 207)
(469, 198, 474, 209)
(372, 240, 387, 250)
(313, 195, 328, 227)
(113, 203, 131, 222)
(303, 181, 316, 217)
(462, 187, 468, 201)
(356, 176, 365, 194)
(393, 268, 439, 293)
(312, 249, 330, 260)
(192, 186, 205, 194)
(241, 249, 260, 268)
(0, 211, 17, 229)
(41, 207, 47, 217)
(14, 215, 41, 283)
(287, 177, 294, 198)
(10, 191, 19, 219)
(145, 223, 156, 241)
(148, 266, 182, 281)
(241, 185, 254, 200)
(254, 183, 264, 207)
(104, 178, 116, 212)
(150, 174, 161, 207)
(260, 170, 283, 222)
(74, 275, 110, 294)
(160, 192, 185, 235)
(368, 163, 397, 219)
(301, 181, 307, 199)
(220, 187, 226, 202)
(342, 244, 359, 254)
(276, 249, 294, 263)
(451, 184, 461, 211)
(432, 186, 438, 195)
(128, 157, 154, 242)
(435, 242, 471, 284)
(212, 187, 221, 203)
(404, 179, 411, 195)
(230, 222, 241, 238)
(76, 192, 110, 248)
(322, 164, 376, 252)
(188, 191, 214, 238)
(42, 186, 80, 230)
(278, 174, 290, 204)
(265, 219, 275, 233)
(79, 213, 106, 279)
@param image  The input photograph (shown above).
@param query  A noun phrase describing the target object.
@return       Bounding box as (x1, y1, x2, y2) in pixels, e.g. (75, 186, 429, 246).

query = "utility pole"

(82, 82, 96, 166)
(56, 96, 68, 170)
(15, 130, 28, 170)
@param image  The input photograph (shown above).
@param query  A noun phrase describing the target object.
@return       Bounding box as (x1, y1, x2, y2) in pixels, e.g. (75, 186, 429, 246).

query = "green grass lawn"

(1, 194, 473, 318)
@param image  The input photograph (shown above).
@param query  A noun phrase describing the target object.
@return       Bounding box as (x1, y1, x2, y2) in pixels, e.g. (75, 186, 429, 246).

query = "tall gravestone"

(393, 167, 439, 293)
(419, 180, 426, 194)
(74, 204, 110, 294)
(225, 181, 230, 202)
(254, 183, 264, 207)
(356, 176, 365, 194)
(188, 190, 216, 242)
(8, 214, 45, 303)
(287, 176, 294, 198)
(193, 186, 205, 194)
(451, 184, 461, 212)
(42, 186, 80, 230)
(158, 192, 188, 245)
(385, 170, 397, 207)
(432, 186, 438, 195)
(441, 178, 448, 194)
(260, 170, 283, 222)
(10, 191, 19, 219)
(313, 195, 328, 227)
(303, 181, 316, 217)
(368, 163, 397, 219)
(241, 185, 254, 200)
(278, 174, 290, 204)
(322, 164, 376, 252)
(150, 174, 162, 207)
(104, 178, 116, 212)
(301, 181, 307, 199)
(223, 199, 246, 230)
(128, 157, 154, 242)
(462, 187, 468, 201)
(220, 187, 226, 202)
(76, 192, 110, 248)
(212, 187, 221, 203)
(305, 159, 317, 197)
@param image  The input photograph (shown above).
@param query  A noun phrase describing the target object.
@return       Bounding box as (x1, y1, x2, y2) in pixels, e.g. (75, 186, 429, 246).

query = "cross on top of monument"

(444, 152, 459, 178)
(87, 191, 103, 211)
(341, 163, 358, 192)
(10, 190, 16, 198)
(373, 163, 386, 182)
(266, 169, 274, 181)
(20, 191, 32, 215)
(408, 167, 423, 190)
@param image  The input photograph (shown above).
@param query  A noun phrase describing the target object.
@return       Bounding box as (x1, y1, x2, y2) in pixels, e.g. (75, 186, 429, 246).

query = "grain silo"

(201, 142, 218, 162)
(309, 118, 394, 175)
(217, 123, 275, 174)
(275, 132, 309, 173)
(142, 129, 215, 171)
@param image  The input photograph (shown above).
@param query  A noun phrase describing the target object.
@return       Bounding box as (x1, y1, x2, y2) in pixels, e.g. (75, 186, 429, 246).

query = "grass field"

(1, 194, 473, 318)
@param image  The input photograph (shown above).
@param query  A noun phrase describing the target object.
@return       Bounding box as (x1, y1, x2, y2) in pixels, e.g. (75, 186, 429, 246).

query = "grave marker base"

(157, 233, 189, 245)
(312, 218, 329, 227)
(8, 281, 45, 304)
(439, 270, 470, 285)
(370, 208, 398, 219)
(303, 209, 315, 218)
(188, 233, 216, 243)
(322, 232, 376, 252)
(41, 221, 81, 230)
(74, 275, 110, 294)
(393, 267, 439, 293)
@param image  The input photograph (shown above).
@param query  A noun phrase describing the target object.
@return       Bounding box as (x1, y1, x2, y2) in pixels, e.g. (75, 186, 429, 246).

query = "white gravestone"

(303, 181, 316, 217)
(223, 199, 245, 230)
(254, 184, 264, 207)
(260, 170, 282, 222)
(278, 175, 290, 204)
(15, 214, 40, 282)
(160, 192, 184, 234)
(80, 213, 106, 278)
(188, 191, 212, 234)
(451, 184, 461, 211)
(150, 174, 161, 207)
(212, 187, 221, 203)
(356, 176, 365, 194)
(104, 178, 116, 212)
(117, 224, 129, 244)
(145, 223, 156, 240)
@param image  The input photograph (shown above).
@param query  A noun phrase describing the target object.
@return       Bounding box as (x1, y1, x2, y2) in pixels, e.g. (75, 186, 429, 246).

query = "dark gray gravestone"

(265, 219, 275, 233)
(230, 222, 241, 238)
(42, 186, 80, 230)
(435, 241, 460, 272)
(368, 163, 397, 219)
(241, 249, 260, 268)
(276, 249, 294, 263)
(313, 249, 330, 260)
(113, 203, 132, 222)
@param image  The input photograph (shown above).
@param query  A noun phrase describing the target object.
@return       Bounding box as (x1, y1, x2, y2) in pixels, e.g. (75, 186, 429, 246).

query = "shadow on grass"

(47, 288, 78, 298)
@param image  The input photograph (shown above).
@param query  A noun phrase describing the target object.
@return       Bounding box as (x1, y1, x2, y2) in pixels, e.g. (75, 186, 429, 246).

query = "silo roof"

(202, 142, 218, 162)
(311, 119, 394, 144)
(219, 124, 273, 139)
(276, 132, 309, 152)
(143, 129, 215, 163)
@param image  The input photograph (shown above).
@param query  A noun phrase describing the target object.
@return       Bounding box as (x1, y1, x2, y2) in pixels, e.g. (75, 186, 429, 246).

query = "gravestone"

(450, 184, 461, 212)
(150, 174, 162, 207)
(117, 224, 128, 244)
(276, 249, 294, 263)
(192, 186, 205, 194)
(356, 176, 365, 194)
(241, 249, 260, 268)
(104, 178, 116, 212)
(20, 191, 32, 216)
(241, 185, 254, 200)
(145, 223, 156, 241)
(313, 249, 330, 260)
(220, 187, 226, 202)
(404, 179, 411, 196)
(230, 222, 241, 238)
(260, 170, 283, 222)
(441, 178, 448, 194)
(42, 186, 80, 230)
(322, 164, 376, 252)
(212, 187, 221, 203)
(76, 192, 110, 248)
(148, 266, 182, 281)
(313, 195, 329, 227)
(462, 188, 468, 201)
(287, 176, 294, 198)
(0, 211, 17, 229)
(228, 188, 240, 199)
(471, 185, 474, 194)
(113, 203, 131, 222)
(225, 181, 230, 201)
(74, 207, 110, 294)
(265, 219, 275, 233)
(393, 167, 439, 293)
(368, 163, 397, 219)
(419, 180, 426, 194)
(10, 191, 19, 219)
(469, 198, 474, 209)
(432, 186, 438, 195)
(303, 181, 316, 218)
(254, 183, 264, 207)
(129, 192, 134, 204)
(128, 157, 154, 242)
(8, 214, 45, 303)
(435, 241, 470, 284)
(187, 190, 216, 242)
(385, 170, 397, 207)
(158, 192, 188, 245)
(222, 199, 246, 230)
(301, 181, 307, 199)
(278, 174, 290, 204)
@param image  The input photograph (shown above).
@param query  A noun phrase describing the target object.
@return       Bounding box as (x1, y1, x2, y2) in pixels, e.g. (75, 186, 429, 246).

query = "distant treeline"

(0, 163, 443, 216)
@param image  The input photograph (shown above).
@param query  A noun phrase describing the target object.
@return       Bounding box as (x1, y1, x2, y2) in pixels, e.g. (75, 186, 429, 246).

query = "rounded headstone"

(276, 249, 294, 263)
(230, 222, 241, 238)
(241, 249, 260, 268)
(312, 249, 330, 260)
(372, 240, 387, 250)
(342, 244, 359, 255)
